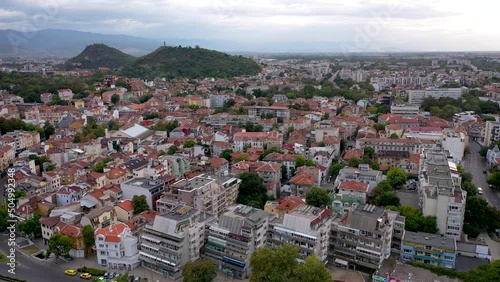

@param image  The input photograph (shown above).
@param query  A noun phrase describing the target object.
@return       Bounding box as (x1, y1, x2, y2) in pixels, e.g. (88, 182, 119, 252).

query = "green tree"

(0, 203, 8, 232)
(43, 121, 55, 140)
(487, 172, 500, 188)
(219, 149, 233, 161)
(464, 258, 500, 282)
(111, 93, 120, 104)
(462, 181, 477, 197)
(387, 167, 408, 189)
(374, 191, 400, 207)
(47, 233, 72, 259)
(226, 99, 236, 108)
(182, 259, 217, 282)
(306, 187, 331, 208)
(167, 145, 179, 155)
(250, 244, 299, 282)
(18, 211, 42, 237)
(237, 172, 268, 209)
(388, 205, 438, 233)
(114, 273, 129, 282)
(330, 162, 345, 180)
(83, 225, 95, 256)
(389, 133, 399, 139)
(183, 139, 196, 148)
(132, 195, 150, 214)
(347, 157, 361, 168)
(292, 255, 333, 282)
(295, 155, 306, 168)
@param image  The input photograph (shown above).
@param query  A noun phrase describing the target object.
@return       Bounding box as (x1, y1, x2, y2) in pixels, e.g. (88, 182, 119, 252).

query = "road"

(0, 175, 8, 203)
(0, 235, 83, 282)
(462, 140, 500, 208)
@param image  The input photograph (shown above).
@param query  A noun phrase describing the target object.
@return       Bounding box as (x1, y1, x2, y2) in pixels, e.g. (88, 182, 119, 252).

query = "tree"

(18, 211, 42, 237)
(225, 99, 236, 108)
(183, 139, 196, 148)
(249, 244, 332, 282)
(114, 273, 129, 282)
(250, 244, 299, 282)
(219, 149, 233, 161)
(0, 203, 9, 232)
(167, 145, 178, 155)
(388, 205, 438, 234)
(237, 172, 267, 209)
(111, 94, 120, 104)
(295, 155, 306, 168)
(293, 255, 333, 282)
(464, 259, 500, 282)
(47, 233, 72, 259)
(182, 259, 217, 282)
(462, 181, 477, 197)
(83, 225, 95, 256)
(306, 187, 331, 208)
(43, 121, 55, 140)
(132, 195, 150, 214)
(374, 191, 400, 207)
(389, 133, 399, 139)
(330, 162, 345, 180)
(487, 172, 500, 188)
(348, 157, 361, 168)
(387, 167, 408, 189)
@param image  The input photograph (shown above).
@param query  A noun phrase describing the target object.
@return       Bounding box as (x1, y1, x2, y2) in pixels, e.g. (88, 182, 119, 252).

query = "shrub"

(77, 266, 106, 276)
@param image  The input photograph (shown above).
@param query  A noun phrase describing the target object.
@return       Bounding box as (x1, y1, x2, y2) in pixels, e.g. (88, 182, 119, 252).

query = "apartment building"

(419, 149, 466, 238)
(121, 176, 165, 211)
(390, 103, 420, 117)
(170, 174, 226, 215)
(232, 131, 283, 152)
(356, 138, 438, 154)
(375, 150, 420, 176)
(202, 205, 274, 279)
(140, 205, 207, 280)
(400, 231, 457, 269)
(330, 204, 404, 272)
(95, 223, 140, 270)
(334, 164, 383, 192)
(484, 120, 500, 146)
(247, 106, 290, 119)
(408, 88, 463, 106)
(209, 94, 229, 108)
(203, 114, 261, 131)
(268, 205, 333, 262)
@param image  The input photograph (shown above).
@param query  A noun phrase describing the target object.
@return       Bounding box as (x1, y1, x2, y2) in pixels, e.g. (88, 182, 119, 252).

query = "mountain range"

(0, 28, 406, 57)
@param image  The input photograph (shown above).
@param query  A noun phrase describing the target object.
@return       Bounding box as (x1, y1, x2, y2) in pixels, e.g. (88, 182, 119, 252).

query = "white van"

(478, 187, 483, 195)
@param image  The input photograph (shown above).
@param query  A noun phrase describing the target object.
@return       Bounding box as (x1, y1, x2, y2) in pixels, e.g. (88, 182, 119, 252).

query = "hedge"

(0, 274, 28, 282)
(77, 266, 106, 276)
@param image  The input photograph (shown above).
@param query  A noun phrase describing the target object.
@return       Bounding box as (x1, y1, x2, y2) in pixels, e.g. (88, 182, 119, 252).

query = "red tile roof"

(290, 172, 315, 186)
(339, 181, 369, 192)
(117, 199, 134, 212)
(94, 222, 129, 243)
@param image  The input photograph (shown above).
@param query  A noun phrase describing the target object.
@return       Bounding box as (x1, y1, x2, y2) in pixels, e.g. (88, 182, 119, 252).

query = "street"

(0, 175, 8, 203)
(462, 140, 500, 208)
(0, 234, 81, 282)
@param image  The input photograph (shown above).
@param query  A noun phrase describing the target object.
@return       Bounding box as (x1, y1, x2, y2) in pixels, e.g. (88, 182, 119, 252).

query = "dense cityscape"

(1, 1, 500, 282)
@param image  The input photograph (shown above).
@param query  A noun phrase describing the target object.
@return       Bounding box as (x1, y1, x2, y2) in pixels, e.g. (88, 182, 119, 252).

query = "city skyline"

(0, 0, 499, 52)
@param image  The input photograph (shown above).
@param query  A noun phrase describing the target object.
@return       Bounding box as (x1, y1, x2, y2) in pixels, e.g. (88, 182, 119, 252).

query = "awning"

(335, 258, 348, 266)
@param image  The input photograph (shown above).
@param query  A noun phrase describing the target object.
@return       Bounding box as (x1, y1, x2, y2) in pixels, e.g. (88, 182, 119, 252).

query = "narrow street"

(462, 140, 500, 208)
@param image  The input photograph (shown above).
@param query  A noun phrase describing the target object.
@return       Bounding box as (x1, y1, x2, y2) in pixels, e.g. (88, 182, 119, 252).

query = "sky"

(1, 0, 499, 52)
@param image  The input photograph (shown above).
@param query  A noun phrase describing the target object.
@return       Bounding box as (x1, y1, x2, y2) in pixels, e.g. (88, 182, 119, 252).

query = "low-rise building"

(334, 164, 383, 192)
(400, 231, 457, 269)
(121, 176, 165, 211)
(95, 223, 140, 270)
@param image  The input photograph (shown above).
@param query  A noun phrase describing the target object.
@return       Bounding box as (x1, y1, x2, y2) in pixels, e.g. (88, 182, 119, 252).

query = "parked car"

(478, 187, 483, 195)
(64, 269, 77, 276)
(128, 275, 135, 282)
(104, 273, 109, 279)
(80, 273, 92, 279)
(133, 277, 141, 282)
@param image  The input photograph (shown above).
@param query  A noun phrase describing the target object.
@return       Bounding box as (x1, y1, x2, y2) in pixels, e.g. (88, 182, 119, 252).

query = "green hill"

(65, 43, 136, 69)
(120, 46, 261, 79)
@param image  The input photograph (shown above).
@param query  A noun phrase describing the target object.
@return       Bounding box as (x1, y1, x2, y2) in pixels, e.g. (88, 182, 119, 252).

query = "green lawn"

(0, 252, 9, 263)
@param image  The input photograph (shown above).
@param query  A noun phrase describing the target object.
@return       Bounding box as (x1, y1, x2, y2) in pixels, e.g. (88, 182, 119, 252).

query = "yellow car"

(80, 273, 92, 279)
(64, 269, 77, 276)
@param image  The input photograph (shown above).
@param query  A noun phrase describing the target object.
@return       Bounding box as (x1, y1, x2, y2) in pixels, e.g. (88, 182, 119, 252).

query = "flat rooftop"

(403, 231, 456, 251)
(172, 175, 216, 191)
(161, 205, 198, 221)
(122, 177, 164, 190)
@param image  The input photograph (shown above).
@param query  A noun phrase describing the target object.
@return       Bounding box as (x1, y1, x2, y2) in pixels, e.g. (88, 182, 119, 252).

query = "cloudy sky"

(1, 0, 499, 52)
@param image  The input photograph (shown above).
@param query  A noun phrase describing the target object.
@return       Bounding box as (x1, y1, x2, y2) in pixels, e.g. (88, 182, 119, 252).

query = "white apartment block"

(356, 138, 438, 154)
(390, 103, 420, 117)
(95, 223, 140, 271)
(209, 94, 229, 108)
(408, 88, 463, 106)
(484, 120, 500, 147)
(419, 149, 466, 238)
(140, 205, 207, 280)
(268, 205, 333, 262)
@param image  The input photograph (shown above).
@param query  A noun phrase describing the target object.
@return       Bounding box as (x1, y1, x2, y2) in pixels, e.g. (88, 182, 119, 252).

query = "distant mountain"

(0, 29, 162, 57)
(120, 46, 261, 79)
(64, 44, 136, 69)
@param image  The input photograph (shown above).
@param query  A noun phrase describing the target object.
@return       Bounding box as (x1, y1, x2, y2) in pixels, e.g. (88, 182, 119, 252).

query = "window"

(425, 245, 432, 250)
(100, 251, 106, 255)
(444, 255, 454, 261)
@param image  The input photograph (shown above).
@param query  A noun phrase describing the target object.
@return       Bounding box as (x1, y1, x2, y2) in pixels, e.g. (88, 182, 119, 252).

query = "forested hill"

(65, 44, 136, 69)
(120, 46, 261, 79)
